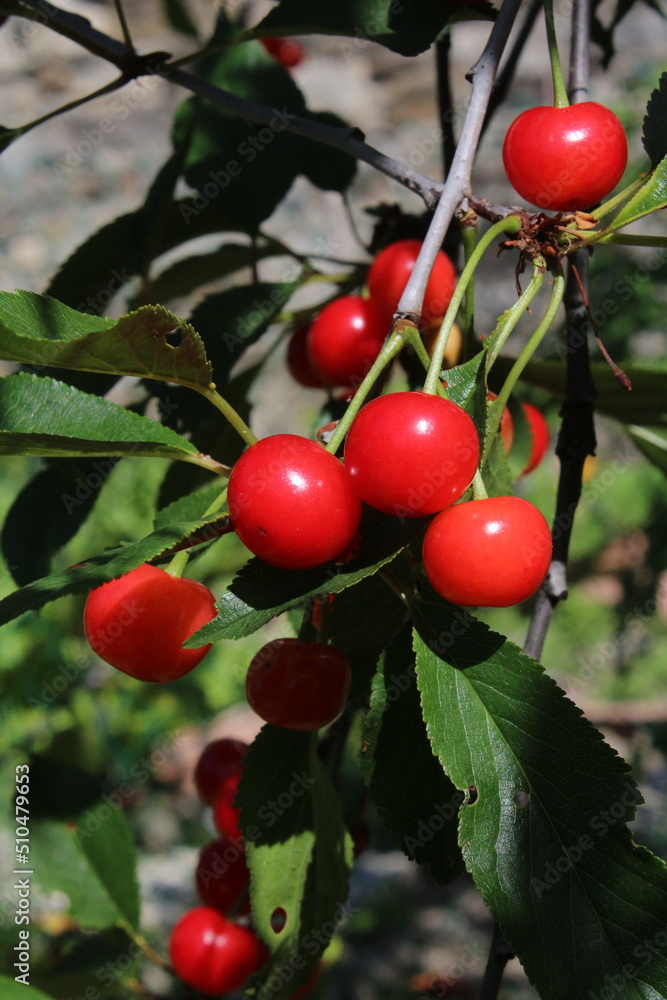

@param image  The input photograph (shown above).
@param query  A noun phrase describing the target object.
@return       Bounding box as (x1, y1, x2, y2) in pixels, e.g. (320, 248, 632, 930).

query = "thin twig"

(112, 0, 135, 56)
(482, 0, 542, 133)
(479, 923, 515, 1000)
(568, 0, 590, 103)
(523, 248, 596, 661)
(395, 0, 524, 322)
(11, 0, 444, 210)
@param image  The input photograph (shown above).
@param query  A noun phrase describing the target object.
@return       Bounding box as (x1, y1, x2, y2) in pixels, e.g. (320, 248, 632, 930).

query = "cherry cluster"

(169, 738, 318, 997)
(287, 239, 457, 393)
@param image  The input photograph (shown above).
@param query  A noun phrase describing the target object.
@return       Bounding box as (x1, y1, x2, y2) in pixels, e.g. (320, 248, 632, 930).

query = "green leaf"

(0, 373, 202, 463)
(611, 155, 667, 231)
(327, 570, 409, 702)
(162, 0, 199, 36)
(503, 359, 667, 427)
(362, 626, 464, 883)
(1, 459, 117, 586)
(627, 425, 667, 477)
(154, 481, 227, 528)
(0, 125, 25, 154)
(136, 240, 284, 307)
(186, 511, 429, 645)
(0, 980, 56, 1000)
(297, 110, 358, 192)
(240, 727, 351, 998)
(30, 812, 139, 932)
(173, 35, 308, 231)
(643, 71, 667, 165)
(45, 200, 236, 313)
(254, 0, 493, 56)
(189, 279, 301, 386)
(0, 292, 213, 391)
(413, 600, 667, 1000)
(0, 512, 226, 625)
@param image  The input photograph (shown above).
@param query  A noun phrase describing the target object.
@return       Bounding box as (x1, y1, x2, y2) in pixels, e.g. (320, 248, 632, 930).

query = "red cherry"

(194, 738, 248, 805)
(422, 497, 552, 607)
(246, 638, 351, 730)
(487, 392, 514, 453)
(502, 102, 627, 211)
(83, 564, 216, 682)
(195, 839, 250, 914)
(521, 402, 550, 475)
(306, 295, 387, 388)
(366, 239, 457, 328)
(261, 36, 305, 69)
(213, 772, 243, 843)
(286, 322, 325, 389)
(228, 434, 362, 569)
(169, 907, 267, 996)
(344, 392, 479, 518)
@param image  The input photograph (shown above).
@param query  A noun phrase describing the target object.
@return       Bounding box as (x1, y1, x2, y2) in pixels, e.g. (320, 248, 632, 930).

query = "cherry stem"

(484, 260, 546, 370)
(460, 225, 479, 360)
(324, 332, 406, 455)
(483, 265, 566, 462)
(200, 387, 258, 446)
(471, 469, 489, 500)
(423, 216, 522, 395)
(120, 922, 171, 973)
(543, 0, 569, 108)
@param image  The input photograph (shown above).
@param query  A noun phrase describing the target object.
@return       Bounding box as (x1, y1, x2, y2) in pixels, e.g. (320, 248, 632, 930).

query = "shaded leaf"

(173, 33, 308, 231)
(162, 0, 199, 36)
(186, 510, 429, 645)
(502, 358, 667, 427)
(239, 726, 351, 998)
(1, 458, 118, 586)
(413, 600, 667, 1000)
(643, 71, 667, 165)
(297, 110, 358, 192)
(27, 754, 105, 822)
(254, 0, 493, 56)
(45, 200, 236, 314)
(189, 279, 300, 386)
(362, 626, 464, 883)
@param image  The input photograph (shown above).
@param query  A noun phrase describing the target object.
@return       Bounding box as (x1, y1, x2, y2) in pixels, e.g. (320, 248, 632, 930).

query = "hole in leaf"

(513, 790, 529, 808)
(271, 907, 287, 934)
(165, 328, 183, 348)
(465, 785, 478, 806)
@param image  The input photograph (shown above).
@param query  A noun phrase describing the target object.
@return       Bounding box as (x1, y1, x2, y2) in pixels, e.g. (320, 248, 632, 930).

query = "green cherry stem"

(472, 469, 489, 500)
(460, 224, 479, 361)
(324, 331, 406, 455)
(423, 215, 522, 395)
(200, 386, 258, 446)
(484, 259, 547, 370)
(543, 0, 569, 109)
(483, 265, 566, 462)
